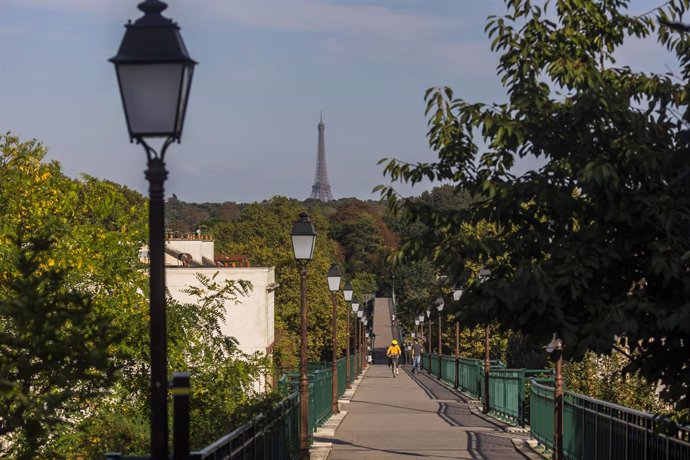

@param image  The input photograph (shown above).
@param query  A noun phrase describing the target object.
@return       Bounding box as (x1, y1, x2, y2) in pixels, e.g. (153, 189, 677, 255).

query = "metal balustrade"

(108, 352, 365, 459)
(530, 379, 690, 460)
(440, 355, 456, 386)
(188, 391, 300, 459)
(337, 356, 347, 396)
(489, 369, 551, 426)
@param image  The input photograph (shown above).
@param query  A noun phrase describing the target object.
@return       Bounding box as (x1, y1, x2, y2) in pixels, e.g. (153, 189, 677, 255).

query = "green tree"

(0, 133, 148, 457)
(379, 0, 690, 416)
(213, 197, 347, 367)
(0, 233, 119, 459)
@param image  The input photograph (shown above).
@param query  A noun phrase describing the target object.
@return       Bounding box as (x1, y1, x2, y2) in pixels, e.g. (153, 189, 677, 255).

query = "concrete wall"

(166, 267, 275, 356)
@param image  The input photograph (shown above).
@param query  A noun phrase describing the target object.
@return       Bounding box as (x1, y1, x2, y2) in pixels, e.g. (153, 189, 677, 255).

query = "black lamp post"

(343, 282, 353, 388)
(327, 263, 341, 414)
(110, 2, 195, 459)
(290, 212, 317, 460)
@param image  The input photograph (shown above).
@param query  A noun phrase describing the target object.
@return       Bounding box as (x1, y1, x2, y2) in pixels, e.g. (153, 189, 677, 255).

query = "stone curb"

(512, 438, 549, 460)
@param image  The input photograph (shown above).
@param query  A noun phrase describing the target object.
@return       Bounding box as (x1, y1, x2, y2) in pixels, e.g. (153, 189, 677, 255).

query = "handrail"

(530, 378, 690, 459)
(190, 392, 299, 459)
(108, 354, 366, 459)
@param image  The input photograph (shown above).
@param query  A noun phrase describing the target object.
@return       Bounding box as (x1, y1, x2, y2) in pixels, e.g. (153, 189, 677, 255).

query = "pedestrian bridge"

(108, 297, 690, 460)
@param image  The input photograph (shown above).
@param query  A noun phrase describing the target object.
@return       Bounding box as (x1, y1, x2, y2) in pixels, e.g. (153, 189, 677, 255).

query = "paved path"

(324, 298, 527, 460)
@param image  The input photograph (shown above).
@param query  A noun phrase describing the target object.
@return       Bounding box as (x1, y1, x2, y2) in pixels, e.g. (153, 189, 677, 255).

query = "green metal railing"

(488, 369, 551, 426)
(457, 357, 484, 399)
(189, 391, 300, 459)
(530, 378, 554, 450)
(440, 355, 456, 387)
(530, 379, 690, 459)
(429, 353, 441, 376)
(108, 352, 367, 459)
(106, 392, 300, 460)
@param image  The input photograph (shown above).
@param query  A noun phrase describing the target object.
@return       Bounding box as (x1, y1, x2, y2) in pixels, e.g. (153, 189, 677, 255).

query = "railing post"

(483, 325, 491, 414)
(518, 370, 525, 427)
(554, 348, 564, 460)
(172, 371, 191, 460)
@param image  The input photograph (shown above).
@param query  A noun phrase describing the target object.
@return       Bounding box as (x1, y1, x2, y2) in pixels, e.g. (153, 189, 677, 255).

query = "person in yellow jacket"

(386, 340, 402, 376)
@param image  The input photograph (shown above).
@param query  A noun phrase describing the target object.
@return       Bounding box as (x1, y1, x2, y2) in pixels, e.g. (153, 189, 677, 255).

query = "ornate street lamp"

(343, 282, 353, 388)
(453, 287, 463, 357)
(359, 313, 366, 368)
(436, 297, 444, 356)
(110, 2, 195, 458)
(546, 333, 565, 460)
(290, 212, 317, 459)
(327, 264, 341, 414)
(426, 308, 432, 354)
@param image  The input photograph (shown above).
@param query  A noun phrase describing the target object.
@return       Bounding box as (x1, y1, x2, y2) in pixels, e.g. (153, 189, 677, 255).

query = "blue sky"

(0, 0, 679, 203)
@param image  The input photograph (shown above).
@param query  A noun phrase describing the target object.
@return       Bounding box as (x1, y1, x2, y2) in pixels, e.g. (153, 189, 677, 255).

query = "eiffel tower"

(309, 114, 334, 201)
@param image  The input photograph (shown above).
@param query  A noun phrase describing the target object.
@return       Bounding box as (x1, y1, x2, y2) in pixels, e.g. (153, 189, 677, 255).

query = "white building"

(143, 234, 276, 390)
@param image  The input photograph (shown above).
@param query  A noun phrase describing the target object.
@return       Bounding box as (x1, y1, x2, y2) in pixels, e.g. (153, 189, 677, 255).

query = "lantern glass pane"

(117, 63, 184, 136)
(327, 275, 341, 292)
(343, 288, 353, 302)
(291, 234, 316, 260)
(175, 65, 193, 134)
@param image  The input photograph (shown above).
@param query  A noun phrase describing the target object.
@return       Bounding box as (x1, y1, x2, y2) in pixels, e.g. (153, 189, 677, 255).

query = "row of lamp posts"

(290, 212, 371, 459)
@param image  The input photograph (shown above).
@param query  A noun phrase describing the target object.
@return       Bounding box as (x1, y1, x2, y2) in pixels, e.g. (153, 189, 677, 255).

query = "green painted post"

(519, 369, 525, 427)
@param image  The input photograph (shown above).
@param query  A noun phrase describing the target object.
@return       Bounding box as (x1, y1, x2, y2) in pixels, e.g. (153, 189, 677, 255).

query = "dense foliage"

(378, 0, 690, 418)
(0, 134, 281, 457)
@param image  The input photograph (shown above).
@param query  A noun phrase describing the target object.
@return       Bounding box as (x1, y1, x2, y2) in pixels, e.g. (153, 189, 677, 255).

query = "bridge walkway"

(325, 297, 528, 459)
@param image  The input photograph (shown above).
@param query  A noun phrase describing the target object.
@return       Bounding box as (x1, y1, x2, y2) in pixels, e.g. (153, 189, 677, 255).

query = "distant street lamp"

(290, 212, 317, 460)
(360, 314, 367, 368)
(327, 264, 341, 414)
(110, 2, 196, 458)
(547, 334, 565, 460)
(436, 297, 445, 356)
(352, 297, 360, 372)
(478, 268, 491, 414)
(343, 282, 353, 388)
(426, 308, 432, 354)
(453, 287, 463, 357)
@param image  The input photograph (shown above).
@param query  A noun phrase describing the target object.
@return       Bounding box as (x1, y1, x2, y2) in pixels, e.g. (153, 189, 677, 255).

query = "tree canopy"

(379, 0, 690, 416)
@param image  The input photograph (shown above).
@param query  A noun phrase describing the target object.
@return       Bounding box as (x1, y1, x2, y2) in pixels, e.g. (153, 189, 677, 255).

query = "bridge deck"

(325, 298, 527, 459)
